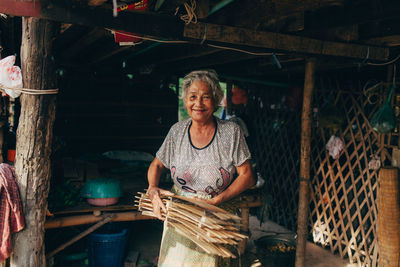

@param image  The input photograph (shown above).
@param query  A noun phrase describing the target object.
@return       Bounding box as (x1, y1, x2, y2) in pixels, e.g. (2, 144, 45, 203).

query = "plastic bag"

(370, 85, 395, 133)
(0, 55, 22, 98)
(326, 135, 344, 159)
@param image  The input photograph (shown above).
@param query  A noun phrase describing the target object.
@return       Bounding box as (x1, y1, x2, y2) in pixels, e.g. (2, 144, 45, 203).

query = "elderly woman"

(147, 70, 255, 266)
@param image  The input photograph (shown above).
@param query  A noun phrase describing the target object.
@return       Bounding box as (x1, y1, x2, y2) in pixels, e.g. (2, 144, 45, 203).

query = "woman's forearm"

(147, 157, 165, 187)
(211, 160, 255, 205)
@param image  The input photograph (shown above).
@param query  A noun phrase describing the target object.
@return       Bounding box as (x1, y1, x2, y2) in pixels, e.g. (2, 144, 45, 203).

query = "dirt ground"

(51, 216, 357, 267)
(125, 217, 356, 267)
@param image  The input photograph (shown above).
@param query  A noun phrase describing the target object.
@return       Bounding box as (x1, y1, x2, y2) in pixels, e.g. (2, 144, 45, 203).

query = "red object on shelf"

(7, 149, 15, 163)
(114, 0, 147, 44)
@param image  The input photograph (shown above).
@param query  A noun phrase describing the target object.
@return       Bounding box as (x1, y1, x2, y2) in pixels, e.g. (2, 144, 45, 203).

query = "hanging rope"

(363, 80, 384, 104)
(175, 0, 197, 25)
(0, 83, 59, 95)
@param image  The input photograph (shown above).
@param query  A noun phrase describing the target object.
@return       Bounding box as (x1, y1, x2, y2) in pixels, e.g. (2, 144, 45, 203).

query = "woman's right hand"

(147, 186, 173, 220)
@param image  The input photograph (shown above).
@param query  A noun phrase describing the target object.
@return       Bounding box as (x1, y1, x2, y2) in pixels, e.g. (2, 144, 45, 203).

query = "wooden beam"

(295, 57, 316, 267)
(184, 22, 389, 61)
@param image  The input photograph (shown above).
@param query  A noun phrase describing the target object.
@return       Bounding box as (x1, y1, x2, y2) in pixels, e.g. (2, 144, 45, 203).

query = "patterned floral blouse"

(156, 117, 251, 197)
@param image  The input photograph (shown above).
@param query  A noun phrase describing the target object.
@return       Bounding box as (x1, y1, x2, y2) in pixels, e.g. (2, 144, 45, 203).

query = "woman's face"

(185, 80, 216, 124)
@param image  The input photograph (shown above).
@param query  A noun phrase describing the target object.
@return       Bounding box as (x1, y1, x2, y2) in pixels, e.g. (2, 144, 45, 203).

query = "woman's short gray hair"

(182, 70, 224, 109)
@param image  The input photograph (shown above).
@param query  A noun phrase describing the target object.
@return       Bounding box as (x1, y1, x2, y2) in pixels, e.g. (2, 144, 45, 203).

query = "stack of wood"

(134, 192, 247, 258)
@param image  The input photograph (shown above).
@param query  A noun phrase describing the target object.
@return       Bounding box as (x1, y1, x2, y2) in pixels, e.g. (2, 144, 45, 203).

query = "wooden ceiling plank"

(89, 46, 133, 65)
(366, 35, 400, 47)
(62, 28, 107, 61)
(39, 1, 183, 39)
(153, 46, 221, 65)
(5, 1, 389, 62)
(157, 50, 262, 73)
(184, 22, 389, 61)
(0, 0, 41, 17)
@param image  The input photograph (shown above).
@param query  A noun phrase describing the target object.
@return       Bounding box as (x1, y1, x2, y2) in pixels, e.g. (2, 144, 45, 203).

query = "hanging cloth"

(0, 163, 24, 261)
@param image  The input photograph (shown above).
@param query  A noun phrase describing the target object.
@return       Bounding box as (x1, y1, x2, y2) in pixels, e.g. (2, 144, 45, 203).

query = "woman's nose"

(195, 97, 203, 105)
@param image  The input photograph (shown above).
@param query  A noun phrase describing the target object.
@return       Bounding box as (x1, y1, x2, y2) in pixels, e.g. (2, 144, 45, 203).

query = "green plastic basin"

(81, 178, 123, 199)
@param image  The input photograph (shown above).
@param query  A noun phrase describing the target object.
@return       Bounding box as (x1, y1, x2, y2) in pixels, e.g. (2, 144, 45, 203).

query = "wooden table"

(46, 189, 262, 229)
(45, 189, 262, 258)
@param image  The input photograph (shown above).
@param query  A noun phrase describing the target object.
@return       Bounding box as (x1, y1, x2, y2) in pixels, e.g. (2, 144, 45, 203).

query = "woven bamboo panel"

(310, 79, 382, 266)
(247, 86, 301, 231)
(246, 77, 391, 267)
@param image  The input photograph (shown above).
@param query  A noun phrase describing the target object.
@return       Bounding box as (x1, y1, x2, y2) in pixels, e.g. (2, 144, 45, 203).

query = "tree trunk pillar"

(295, 57, 317, 267)
(10, 17, 57, 267)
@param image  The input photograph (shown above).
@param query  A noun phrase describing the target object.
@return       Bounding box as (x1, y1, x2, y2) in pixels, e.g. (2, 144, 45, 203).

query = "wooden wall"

(54, 72, 178, 156)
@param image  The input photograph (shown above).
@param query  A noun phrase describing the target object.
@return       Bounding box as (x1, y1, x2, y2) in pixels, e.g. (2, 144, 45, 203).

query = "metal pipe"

(219, 74, 289, 88)
(127, 42, 162, 59)
(155, 0, 166, 11)
(208, 0, 236, 16)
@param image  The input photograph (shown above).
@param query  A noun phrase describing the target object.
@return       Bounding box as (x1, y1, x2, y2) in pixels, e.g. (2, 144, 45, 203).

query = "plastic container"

(88, 228, 128, 267)
(81, 178, 123, 206)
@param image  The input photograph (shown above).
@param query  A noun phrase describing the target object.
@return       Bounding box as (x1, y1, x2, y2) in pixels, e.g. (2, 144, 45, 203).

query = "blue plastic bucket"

(88, 228, 128, 267)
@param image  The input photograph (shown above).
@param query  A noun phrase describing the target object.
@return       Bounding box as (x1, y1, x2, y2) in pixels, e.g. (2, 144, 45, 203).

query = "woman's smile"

(186, 80, 215, 123)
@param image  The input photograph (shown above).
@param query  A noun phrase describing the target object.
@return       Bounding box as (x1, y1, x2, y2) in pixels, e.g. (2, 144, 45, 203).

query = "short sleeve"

(232, 123, 251, 166)
(156, 127, 176, 169)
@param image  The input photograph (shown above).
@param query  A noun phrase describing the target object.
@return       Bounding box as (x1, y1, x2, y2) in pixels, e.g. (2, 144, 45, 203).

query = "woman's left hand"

(202, 160, 255, 206)
(200, 196, 221, 206)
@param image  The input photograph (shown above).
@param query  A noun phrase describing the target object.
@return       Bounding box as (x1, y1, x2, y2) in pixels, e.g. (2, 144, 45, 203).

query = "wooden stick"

(171, 195, 230, 214)
(169, 221, 233, 257)
(168, 218, 223, 243)
(135, 192, 246, 257)
(46, 214, 115, 259)
(168, 221, 217, 255)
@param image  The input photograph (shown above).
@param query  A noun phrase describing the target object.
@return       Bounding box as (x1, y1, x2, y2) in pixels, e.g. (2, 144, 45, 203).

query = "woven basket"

(377, 168, 400, 267)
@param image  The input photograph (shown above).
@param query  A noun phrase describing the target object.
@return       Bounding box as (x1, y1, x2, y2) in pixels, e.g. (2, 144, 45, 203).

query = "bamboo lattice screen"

(246, 76, 394, 266)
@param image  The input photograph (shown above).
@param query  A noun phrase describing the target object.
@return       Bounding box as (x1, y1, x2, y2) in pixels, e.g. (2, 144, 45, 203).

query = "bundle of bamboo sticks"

(134, 192, 247, 258)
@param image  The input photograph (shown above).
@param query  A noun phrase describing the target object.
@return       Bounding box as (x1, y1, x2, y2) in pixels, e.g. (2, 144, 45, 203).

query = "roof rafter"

(0, 0, 390, 61)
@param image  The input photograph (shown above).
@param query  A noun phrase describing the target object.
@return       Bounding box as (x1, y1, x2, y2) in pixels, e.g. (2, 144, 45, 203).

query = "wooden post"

(238, 207, 250, 254)
(377, 168, 400, 267)
(226, 80, 233, 116)
(295, 57, 317, 267)
(10, 18, 57, 267)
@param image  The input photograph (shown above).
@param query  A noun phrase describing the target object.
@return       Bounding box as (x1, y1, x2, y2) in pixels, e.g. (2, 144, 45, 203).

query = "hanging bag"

(370, 85, 395, 133)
